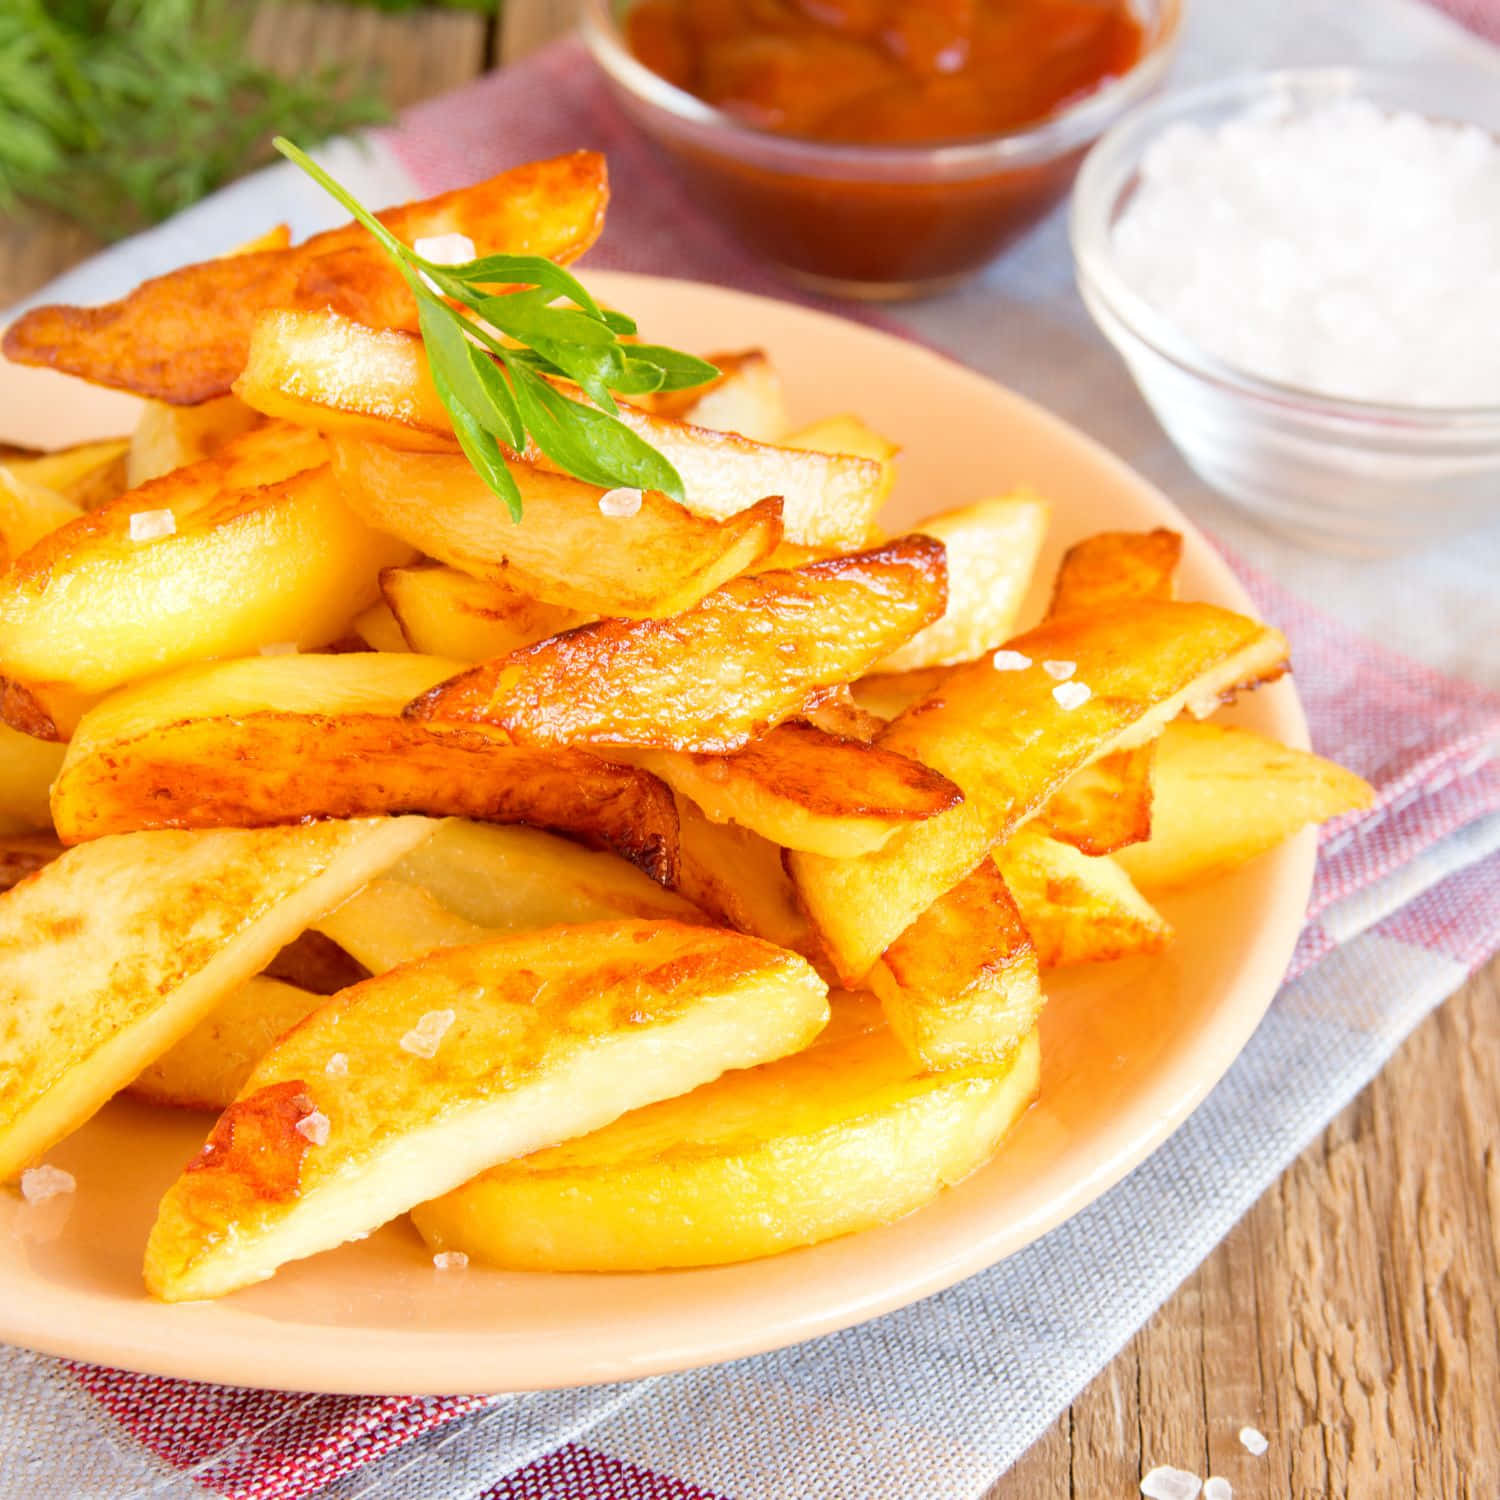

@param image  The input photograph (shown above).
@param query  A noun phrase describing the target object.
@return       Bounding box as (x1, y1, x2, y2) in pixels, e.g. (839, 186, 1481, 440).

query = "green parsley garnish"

(275, 137, 719, 522)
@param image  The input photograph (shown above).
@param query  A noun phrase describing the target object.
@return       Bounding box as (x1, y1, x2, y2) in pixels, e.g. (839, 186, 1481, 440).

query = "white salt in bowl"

(1071, 68, 1500, 556)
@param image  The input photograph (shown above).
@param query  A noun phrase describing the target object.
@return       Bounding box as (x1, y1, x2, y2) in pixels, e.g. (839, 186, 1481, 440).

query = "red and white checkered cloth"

(3, 1, 1500, 1496)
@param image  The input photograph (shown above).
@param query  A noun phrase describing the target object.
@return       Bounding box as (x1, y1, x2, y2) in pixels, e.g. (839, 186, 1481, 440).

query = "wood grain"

(3, 6, 1496, 1495)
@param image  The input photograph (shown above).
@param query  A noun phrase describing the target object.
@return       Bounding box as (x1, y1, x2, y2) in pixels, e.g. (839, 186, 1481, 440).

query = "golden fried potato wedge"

(143, 921, 829, 1300)
(647, 349, 787, 441)
(350, 600, 409, 654)
(996, 825, 1171, 968)
(130, 978, 323, 1113)
(791, 601, 1289, 981)
(240, 310, 883, 547)
(314, 878, 490, 974)
(52, 654, 680, 881)
(0, 721, 65, 832)
(1041, 744, 1156, 857)
(5, 152, 608, 404)
(381, 563, 584, 660)
(127, 394, 263, 487)
(630, 722, 960, 857)
(797, 684, 886, 743)
(877, 493, 1048, 673)
(867, 859, 1042, 1069)
(851, 665, 952, 722)
(413, 992, 1039, 1271)
(0, 817, 432, 1180)
(411, 536, 949, 753)
(388, 818, 701, 930)
(1049, 527, 1182, 619)
(780, 412, 899, 516)
(0, 467, 81, 567)
(673, 796, 823, 965)
(2, 439, 129, 510)
(0, 426, 409, 694)
(1116, 721, 1374, 890)
(330, 434, 782, 620)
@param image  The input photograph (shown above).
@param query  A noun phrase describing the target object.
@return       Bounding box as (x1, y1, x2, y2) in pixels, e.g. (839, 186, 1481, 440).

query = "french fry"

(413, 992, 1039, 1272)
(0, 467, 81, 567)
(329, 434, 783, 620)
(0, 721, 65, 832)
(0, 832, 61, 893)
(127, 394, 264, 487)
(4, 152, 609, 404)
(791, 601, 1289, 981)
(144, 920, 830, 1300)
(629, 721, 961, 857)
(130, 978, 323, 1113)
(647, 349, 787, 441)
(866, 858, 1042, 1069)
(995, 825, 1171, 968)
(239, 310, 885, 546)
(0, 425, 410, 695)
(0, 677, 99, 744)
(0, 817, 434, 1180)
(1116, 721, 1374, 889)
(314, 878, 490, 974)
(2, 439, 129, 510)
(51, 654, 682, 883)
(381, 563, 584, 660)
(851, 665, 952, 722)
(350, 599, 410, 654)
(410, 536, 949, 753)
(876, 493, 1049, 672)
(1041, 735, 1156, 857)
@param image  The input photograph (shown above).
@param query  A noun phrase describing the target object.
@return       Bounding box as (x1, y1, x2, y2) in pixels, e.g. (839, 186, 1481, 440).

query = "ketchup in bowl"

(586, 0, 1179, 298)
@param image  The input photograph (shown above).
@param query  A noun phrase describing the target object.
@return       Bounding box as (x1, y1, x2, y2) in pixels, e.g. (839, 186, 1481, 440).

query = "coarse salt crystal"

(1042, 659, 1076, 680)
(400, 1008, 456, 1059)
(991, 650, 1032, 671)
(1141, 1467, 1202, 1500)
(259, 641, 299, 657)
(1052, 680, 1092, 710)
(413, 232, 476, 266)
(128, 509, 176, 543)
(19, 1165, 75, 1203)
(295, 1110, 331, 1146)
(1203, 1478, 1233, 1500)
(433, 1250, 469, 1270)
(598, 487, 643, 518)
(325, 1053, 349, 1077)
(1238, 1426, 1269, 1456)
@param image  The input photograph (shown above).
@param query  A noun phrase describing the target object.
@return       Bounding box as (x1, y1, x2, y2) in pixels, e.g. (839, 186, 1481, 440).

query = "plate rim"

(0, 271, 1314, 1393)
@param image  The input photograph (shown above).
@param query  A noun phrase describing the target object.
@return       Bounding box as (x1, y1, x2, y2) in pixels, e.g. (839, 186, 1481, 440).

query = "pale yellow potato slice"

(144, 921, 829, 1300)
(0, 468, 82, 566)
(314, 878, 489, 974)
(412, 992, 1039, 1271)
(0, 721, 65, 832)
(649, 350, 787, 442)
(380, 563, 584, 661)
(1116, 721, 1373, 890)
(0, 816, 434, 1180)
(3, 439, 130, 510)
(127, 395, 263, 488)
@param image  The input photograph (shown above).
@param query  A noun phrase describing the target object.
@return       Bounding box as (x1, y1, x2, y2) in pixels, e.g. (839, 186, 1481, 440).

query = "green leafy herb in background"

(276, 138, 717, 522)
(0, 0, 491, 242)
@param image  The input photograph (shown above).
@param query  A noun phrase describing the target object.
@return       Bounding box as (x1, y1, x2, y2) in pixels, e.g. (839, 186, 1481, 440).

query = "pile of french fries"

(0, 152, 1372, 1302)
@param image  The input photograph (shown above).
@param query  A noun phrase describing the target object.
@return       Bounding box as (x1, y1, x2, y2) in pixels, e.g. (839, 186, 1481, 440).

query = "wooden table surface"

(2, 6, 1495, 1496)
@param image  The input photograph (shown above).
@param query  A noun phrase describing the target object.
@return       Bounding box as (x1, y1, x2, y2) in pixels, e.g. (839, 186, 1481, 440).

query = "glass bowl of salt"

(1070, 67, 1500, 555)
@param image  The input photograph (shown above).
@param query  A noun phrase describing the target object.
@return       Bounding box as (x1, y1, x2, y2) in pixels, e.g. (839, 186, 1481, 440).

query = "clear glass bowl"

(1071, 67, 1500, 556)
(583, 0, 1183, 301)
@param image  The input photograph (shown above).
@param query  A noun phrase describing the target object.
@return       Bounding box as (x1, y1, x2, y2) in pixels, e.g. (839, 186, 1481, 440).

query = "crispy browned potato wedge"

(52, 654, 681, 882)
(130, 978, 323, 1112)
(628, 721, 961, 857)
(0, 677, 98, 743)
(1041, 528, 1183, 856)
(866, 858, 1042, 1070)
(1116, 721, 1374, 889)
(263, 931, 368, 995)
(241, 310, 883, 547)
(995, 825, 1171, 968)
(791, 601, 1289, 981)
(797, 685, 886, 743)
(0, 425, 410, 695)
(410, 536, 949, 753)
(413, 991, 1040, 1272)
(127, 394, 264, 487)
(381, 563, 584, 660)
(647, 349, 787, 441)
(143, 920, 829, 1300)
(1048, 527, 1182, 618)
(5, 152, 608, 404)
(330, 434, 782, 621)
(876, 493, 1049, 672)
(0, 817, 433, 1180)
(3, 439, 129, 509)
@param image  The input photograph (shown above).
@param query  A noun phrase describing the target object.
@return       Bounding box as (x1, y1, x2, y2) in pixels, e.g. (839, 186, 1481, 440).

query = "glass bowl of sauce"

(583, 0, 1183, 299)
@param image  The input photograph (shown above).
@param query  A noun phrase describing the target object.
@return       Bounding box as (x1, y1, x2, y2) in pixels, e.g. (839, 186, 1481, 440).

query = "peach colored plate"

(0, 273, 1314, 1394)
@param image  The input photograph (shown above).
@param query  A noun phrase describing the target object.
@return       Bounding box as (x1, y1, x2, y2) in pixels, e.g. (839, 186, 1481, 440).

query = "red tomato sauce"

(626, 0, 1145, 145)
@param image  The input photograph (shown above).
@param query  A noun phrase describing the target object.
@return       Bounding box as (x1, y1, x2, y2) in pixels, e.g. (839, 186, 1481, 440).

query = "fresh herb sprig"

(275, 138, 718, 521)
